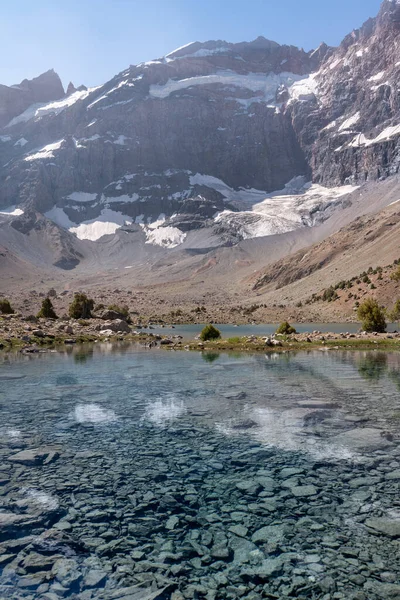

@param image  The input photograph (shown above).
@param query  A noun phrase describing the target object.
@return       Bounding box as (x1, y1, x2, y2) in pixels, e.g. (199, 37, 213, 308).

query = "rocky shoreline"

(1, 314, 400, 355)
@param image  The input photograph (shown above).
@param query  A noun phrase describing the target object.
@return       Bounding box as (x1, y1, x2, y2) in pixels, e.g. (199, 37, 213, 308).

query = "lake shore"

(1, 313, 400, 354)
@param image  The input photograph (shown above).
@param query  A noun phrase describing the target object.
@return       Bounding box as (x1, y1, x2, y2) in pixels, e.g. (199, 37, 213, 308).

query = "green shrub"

(0, 298, 14, 314)
(276, 321, 297, 335)
(322, 287, 339, 302)
(37, 298, 58, 319)
(390, 266, 400, 282)
(68, 293, 94, 319)
(357, 298, 386, 333)
(108, 304, 129, 317)
(200, 324, 221, 341)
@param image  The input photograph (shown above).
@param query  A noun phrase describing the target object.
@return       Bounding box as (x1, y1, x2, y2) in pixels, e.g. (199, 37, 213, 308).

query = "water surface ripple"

(0, 345, 399, 599)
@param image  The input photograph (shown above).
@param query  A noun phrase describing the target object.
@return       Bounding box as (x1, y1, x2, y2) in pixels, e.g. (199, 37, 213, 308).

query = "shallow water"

(0, 345, 400, 599)
(144, 322, 399, 339)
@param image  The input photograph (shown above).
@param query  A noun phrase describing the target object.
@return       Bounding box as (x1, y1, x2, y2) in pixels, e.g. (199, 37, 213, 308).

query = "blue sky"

(1, 0, 382, 89)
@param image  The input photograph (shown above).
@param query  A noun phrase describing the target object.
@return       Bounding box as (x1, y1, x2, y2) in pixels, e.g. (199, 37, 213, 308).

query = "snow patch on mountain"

(141, 224, 186, 248)
(6, 88, 97, 128)
(349, 123, 400, 147)
(368, 71, 386, 82)
(45, 206, 133, 241)
(0, 206, 24, 216)
(287, 74, 318, 104)
(190, 173, 269, 208)
(214, 179, 358, 239)
(66, 192, 98, 203)
(24, 140, 64, 161)
(149, 71, 306, 103)
(14, 138, 28, 147)
(338, 112, 360, 132)
(165, 42, 196, 58)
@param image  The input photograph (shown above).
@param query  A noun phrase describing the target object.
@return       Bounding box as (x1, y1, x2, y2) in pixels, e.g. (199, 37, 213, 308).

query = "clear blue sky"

(1, 0, 382, 90)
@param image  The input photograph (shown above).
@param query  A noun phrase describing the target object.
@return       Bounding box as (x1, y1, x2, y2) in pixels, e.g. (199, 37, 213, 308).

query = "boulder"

(100, 320, 130, 333)
(8, 448, 59, 466)
(100, 309, 128, 321)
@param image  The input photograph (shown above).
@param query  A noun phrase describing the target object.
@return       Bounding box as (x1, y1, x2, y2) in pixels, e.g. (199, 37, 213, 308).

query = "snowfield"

(6, 88, 98, 128)
(350, 124, 400, 147)
(24, 140, 64, 161)
(141, 224, 187, 249)
(149, 70, 308, 103)
(45, 206, 133, 242)
(208, 176, 359, 239)
(0, 206, 24, 217)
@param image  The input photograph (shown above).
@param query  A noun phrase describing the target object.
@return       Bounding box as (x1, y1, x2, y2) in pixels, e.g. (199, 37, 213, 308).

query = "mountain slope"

(0, 0, 399, 311)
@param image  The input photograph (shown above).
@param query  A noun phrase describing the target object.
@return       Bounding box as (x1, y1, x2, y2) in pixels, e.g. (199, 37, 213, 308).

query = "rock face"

(0, 1, 399, 257)
(0, 69, 64, 127)
(289, 0, 400, 186)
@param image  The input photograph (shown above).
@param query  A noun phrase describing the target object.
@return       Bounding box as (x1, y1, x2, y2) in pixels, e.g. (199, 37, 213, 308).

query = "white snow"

(338, 112, 360, 132)
(141, 225, 186, 248)
(70, 208, 133, 241)
(0, 135, 11, 142)
(165, 42, 196, 57)
(149, 70, 307, 104)
(103, 193, 139, 203)
(190, 173, 271, 208)
(24, 139, 64, 161)
(6, 88, 98, 127)
(0, 206, 24, 216)
(66, 191, 98, 203)
(368, 71, 386, 82)
(45, 206, 132, 241)
(87, 77, 140, 110)
(167, 46, 230, 60)
(287, 74, 318, 104)
(194, 174, 358, 239)
(349, 124, 400, 147)
(44, 206, 74, 229)
(114, 135, 128, 145)
(14, 137, 28, 147)
(322, 120, 337, 131)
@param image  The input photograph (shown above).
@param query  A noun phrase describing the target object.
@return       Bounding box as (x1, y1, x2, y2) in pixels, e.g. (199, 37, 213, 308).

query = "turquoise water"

(143, 322, 399, 339)
(0, 345, 399, 599)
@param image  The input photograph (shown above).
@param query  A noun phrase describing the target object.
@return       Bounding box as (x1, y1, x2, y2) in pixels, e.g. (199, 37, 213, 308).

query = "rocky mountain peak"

(66, 82, 77, 95)
(0, 0, 399, 261)
(0, 69, 64, 127)
(378, 0, 400, 25)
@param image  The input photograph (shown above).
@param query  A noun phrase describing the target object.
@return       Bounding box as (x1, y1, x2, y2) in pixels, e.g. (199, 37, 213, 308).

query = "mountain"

(0, 0, 399, 314)
(0, 70, 64, 128)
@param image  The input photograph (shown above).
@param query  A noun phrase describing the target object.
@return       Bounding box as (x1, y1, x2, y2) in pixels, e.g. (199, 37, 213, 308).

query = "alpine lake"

(0, 343, 399, 600)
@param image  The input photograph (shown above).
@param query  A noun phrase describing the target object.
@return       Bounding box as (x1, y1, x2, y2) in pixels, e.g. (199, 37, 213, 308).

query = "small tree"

(68, 293, 94, 319)
(37, 297, 58, 319)
(357, 298, 386, 333)
(276, 321, 297, 335)
(389, 299, 400, 323)
(0, 298, 14, 314)
(200, 324, 221, 341)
